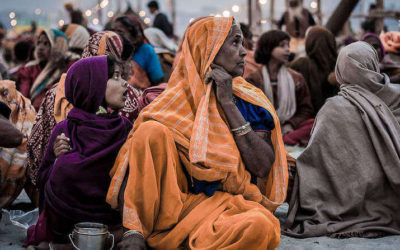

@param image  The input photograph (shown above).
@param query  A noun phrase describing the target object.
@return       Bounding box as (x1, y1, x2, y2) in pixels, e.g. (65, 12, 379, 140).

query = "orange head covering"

(109, 17, 288, 211)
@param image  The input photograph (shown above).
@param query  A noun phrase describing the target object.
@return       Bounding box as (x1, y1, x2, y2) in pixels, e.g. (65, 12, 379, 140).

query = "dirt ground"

(1, 199, 400, 250)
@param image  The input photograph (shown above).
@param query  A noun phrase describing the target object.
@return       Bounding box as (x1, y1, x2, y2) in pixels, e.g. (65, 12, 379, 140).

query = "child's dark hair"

(254, 30, 290, 65)
(14, 40, 35, 62)
(114, 16, 142, 40)
(119, 33, 135, 60)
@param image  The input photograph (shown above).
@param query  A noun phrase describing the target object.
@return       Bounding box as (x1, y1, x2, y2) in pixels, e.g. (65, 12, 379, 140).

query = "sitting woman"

(24, 56, 132, 249)
(285, 42, 400, 238)
(144, 27, 178, 82)
(60, 23, 90, 62)
(107, 17, 288, 249)
(112, 15, 164, 89)
(0, 80, 36, 209)
(17, 29, 69, 110)
(246, 30, 314, 146)
(26, 31, 139, 192)
(289, 26, 338, 113)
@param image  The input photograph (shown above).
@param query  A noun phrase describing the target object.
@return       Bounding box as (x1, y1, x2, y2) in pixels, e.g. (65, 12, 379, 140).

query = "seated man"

(285, 42, 400, 238)
(107, 17, 288, 249)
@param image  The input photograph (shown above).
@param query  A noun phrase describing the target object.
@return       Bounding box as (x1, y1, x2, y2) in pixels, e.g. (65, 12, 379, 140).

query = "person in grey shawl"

(285, 41, 400, 238)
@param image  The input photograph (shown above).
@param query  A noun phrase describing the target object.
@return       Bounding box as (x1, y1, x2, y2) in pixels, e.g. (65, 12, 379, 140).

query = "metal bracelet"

(231, 122, 250, 132)
(231, 122, 252, 136)
(123, 230, 144, 240)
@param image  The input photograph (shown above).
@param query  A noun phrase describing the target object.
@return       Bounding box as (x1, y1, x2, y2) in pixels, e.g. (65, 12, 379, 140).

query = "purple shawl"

(360, 33, 386, 60)
(37, 56, 132, 224)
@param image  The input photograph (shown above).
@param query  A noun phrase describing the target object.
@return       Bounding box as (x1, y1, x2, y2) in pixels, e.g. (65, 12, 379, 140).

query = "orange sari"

(107, 17, 287, 249)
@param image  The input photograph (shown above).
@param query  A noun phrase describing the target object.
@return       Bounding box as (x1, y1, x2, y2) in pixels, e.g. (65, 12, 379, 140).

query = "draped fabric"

(63, 24, 90, 51)
(27, 31, 140, 186)
(29, 29, 68, 102)
(107, 16, 287, 215)
(109, 121, 281, 249)
(290, 26, 338, 112)
(0, 80, 36, 208)
(26, 56, 132, 247)
(285, 42, 400, 238)
(261, 65, 296, 124)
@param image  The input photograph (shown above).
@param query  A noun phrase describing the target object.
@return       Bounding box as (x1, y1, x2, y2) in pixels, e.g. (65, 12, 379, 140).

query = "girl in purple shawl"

(25, 56, 132, 249)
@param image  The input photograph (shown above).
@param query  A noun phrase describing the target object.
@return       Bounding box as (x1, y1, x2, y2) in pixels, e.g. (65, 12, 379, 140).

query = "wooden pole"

(248, 0, 253, 27)
(317, 0, 322, 25)
(98, 0, 103, 25)
(375, 0, 384, 33)
(171, 0, 176, 35)
(325, 0, 360, 35)
(270, 0, 275, 28)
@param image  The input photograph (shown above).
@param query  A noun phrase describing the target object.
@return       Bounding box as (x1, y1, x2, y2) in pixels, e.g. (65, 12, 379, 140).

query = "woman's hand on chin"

(206, 64, 233, 105)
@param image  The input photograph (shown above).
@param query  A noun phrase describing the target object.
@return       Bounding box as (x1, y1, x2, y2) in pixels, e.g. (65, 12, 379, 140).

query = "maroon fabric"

(283, 118, 314, 146)
(137, 84, 167, 114)
(16, 63, 42, 98)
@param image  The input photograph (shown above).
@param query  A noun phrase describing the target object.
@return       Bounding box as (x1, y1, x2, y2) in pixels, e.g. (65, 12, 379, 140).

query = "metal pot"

(69, 222, 114, 250)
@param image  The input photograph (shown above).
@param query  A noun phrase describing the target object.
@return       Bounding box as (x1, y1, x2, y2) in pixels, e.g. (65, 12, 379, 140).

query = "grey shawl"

(285, 42, 400, 238)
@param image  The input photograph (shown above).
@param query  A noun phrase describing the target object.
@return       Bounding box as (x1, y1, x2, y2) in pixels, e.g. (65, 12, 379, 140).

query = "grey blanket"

(285, 42, 400, 238)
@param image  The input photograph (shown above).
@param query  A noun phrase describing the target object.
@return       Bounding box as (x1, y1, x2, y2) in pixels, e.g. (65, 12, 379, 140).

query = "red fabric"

(283, 118, 315, 146)
(137, 84, 167, 114)
(16, 64, 42, 98)
(24, 209, 53, 247)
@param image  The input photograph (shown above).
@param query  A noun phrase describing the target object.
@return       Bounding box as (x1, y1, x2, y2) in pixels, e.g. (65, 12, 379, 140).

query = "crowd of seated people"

(0, 4, 399, 249)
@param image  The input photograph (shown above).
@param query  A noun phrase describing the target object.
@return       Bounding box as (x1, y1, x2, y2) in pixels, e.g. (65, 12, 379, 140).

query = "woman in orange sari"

(107, 17, 288, 249)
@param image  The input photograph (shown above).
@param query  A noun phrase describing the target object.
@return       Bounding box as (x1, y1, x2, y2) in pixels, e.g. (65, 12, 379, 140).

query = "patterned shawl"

(0, 80, 36, 208)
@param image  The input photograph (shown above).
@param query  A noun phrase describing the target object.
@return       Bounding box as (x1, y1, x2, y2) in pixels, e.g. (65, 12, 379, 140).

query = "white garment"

(144, 27, 177, 55)
(261, 65, 297, 124)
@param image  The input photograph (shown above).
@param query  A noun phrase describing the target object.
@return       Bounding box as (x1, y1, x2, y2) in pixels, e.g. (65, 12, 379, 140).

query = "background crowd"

(0, 0, 399, 249)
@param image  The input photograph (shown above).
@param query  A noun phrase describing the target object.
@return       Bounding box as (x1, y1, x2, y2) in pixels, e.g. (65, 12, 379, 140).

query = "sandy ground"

(1, 197, 400, 250)
(1, 146, 399, 249)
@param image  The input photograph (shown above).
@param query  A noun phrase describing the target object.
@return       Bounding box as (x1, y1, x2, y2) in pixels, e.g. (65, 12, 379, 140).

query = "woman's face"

(271, 39, 290, 64)
(36, 33, 51, 62)
(213, 24, 247, 77)
(364, 36, 383, 62)
(112, 21, 143, 48)
(105, 64, 128, 110)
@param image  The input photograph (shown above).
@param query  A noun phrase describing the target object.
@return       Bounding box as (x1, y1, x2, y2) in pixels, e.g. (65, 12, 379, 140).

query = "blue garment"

(132, 43, 164, 82)
(235, 97, 275, 131)
(191, 96, 275, 196)
(0, 101, 11, 119)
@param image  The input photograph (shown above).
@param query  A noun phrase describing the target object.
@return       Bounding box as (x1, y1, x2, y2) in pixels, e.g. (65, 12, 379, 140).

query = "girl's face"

(36, 33, 51, 62)
(271, 39, 291, 64)
(105, 64, 128, 110)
